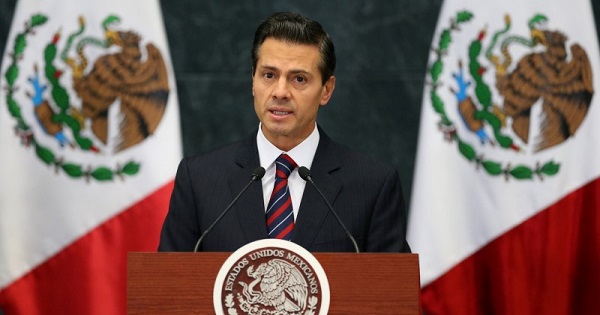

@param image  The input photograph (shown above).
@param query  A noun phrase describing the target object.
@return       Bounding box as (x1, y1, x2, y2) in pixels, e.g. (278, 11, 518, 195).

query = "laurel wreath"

(233, 292, 318, 315)
(428, 11, 560, 180)
(3, 14, 140, 182)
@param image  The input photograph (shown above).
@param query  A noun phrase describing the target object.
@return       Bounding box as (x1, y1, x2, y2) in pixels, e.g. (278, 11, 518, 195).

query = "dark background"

(1, 0, 600, 210)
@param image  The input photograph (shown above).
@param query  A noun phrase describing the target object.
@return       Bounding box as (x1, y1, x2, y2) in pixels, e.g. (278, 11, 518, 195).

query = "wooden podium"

(127, 252, 420, 314)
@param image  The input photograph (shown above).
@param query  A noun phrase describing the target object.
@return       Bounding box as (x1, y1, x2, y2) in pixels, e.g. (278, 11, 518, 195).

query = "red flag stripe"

(0, 181, 174, 315)
(421, 177, 600, 315)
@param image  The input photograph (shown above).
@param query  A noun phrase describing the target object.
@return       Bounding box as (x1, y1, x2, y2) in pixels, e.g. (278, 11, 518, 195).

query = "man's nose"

(272, 78, 291, 99)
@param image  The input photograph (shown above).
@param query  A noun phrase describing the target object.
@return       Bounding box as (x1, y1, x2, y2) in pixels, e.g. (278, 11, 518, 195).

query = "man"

(159, 12, 410, 253)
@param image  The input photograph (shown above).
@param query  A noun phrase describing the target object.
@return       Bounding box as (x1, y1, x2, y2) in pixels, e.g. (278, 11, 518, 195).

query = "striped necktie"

(266, 154, 297, 240)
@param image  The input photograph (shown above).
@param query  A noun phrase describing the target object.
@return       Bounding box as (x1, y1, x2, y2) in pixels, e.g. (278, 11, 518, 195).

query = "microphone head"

(251, 167, 266, 181)
(298, 166, 311, 181)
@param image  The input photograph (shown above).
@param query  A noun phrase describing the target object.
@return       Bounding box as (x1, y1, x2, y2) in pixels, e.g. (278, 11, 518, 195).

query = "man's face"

(253, 38, 335, 151)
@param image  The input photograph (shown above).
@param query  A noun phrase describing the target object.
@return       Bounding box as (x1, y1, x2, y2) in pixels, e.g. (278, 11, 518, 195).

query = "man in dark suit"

(158, 12, 410, 253)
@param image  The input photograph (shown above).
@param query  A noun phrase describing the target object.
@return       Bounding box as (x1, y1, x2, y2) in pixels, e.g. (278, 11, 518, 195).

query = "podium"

(127, 252, 420, 314)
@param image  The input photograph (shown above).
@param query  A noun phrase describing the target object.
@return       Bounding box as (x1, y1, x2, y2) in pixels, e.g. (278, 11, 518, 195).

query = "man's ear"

(319, 75, 336, 106)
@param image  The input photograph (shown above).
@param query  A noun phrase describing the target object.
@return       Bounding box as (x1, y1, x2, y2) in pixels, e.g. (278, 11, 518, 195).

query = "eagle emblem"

(239, 259, 309, 313)
(428, 11, 594, 180)
(491, 22, 593, 152)
(67, 17, 169, 152)
(2, 14, 171, 181)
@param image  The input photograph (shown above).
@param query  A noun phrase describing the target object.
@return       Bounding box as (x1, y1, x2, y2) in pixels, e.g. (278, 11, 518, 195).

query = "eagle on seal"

(240, 259, 309, 313)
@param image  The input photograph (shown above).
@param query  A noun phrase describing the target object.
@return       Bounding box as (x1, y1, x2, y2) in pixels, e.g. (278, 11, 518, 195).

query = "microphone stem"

(307, 178, 360, 253)
(193, 179, 255, 252)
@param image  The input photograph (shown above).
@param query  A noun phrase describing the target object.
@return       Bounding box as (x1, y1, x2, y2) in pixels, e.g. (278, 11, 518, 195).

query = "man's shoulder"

(338, 144, 395, 172)
(318, 134, 397, 179)
(183, 132, 256, 166)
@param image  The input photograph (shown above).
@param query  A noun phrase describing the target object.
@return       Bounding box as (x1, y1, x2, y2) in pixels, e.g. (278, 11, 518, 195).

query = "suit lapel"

(228, 129, 343, 249)
(230, 133, 269, 242)
(293, 132, 342, 249)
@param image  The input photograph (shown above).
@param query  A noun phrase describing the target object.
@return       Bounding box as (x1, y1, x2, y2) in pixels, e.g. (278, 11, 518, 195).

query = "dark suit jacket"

(158, 129, 411, 253)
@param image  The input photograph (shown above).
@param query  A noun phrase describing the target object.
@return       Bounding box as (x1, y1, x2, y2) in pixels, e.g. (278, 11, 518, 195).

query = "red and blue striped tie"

(266, 154, 297, 240)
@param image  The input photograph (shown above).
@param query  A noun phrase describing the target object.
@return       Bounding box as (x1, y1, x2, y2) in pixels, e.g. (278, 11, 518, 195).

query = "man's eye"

(294, 76, 307, 84)
(263, 72, 275, 79)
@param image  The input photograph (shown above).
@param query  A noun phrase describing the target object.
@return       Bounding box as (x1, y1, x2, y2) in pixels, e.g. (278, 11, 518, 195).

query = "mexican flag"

(0, 0, 182, 314)
(407, 0, 600, 314)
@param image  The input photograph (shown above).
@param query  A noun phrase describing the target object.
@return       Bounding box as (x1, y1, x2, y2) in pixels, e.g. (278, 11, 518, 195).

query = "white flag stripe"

(0, 0, 181, 289)
(408, 0, 600, 285)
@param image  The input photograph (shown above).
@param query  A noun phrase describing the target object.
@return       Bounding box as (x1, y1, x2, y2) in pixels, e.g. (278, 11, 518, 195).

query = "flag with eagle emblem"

(0, 0, 182, 314)
(408, 0, 600, 314)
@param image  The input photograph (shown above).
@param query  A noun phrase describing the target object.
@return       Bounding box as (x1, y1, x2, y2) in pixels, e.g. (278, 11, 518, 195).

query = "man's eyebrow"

(259, 65, 278, 71)
(258, 65, 310, 75)
(288, 69, 310, 75)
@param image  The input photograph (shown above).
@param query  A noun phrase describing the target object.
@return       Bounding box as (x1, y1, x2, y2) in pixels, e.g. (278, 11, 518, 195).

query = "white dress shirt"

(256, 123, 320, 220)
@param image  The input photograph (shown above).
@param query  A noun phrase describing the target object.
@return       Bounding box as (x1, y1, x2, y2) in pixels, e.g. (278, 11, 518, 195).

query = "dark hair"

(251, 12, 336, 85)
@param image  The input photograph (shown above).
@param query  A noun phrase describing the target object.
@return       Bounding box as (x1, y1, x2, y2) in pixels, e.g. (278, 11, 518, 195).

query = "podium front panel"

(127, 252, 420, 315)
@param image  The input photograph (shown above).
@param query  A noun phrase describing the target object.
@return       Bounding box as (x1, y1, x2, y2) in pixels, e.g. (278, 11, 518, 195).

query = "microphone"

(193, 166, 265, 252)
(298, 166, 360, 253)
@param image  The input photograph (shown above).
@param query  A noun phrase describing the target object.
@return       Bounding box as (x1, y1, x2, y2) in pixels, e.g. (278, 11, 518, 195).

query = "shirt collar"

(257, 123, 320, 170)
